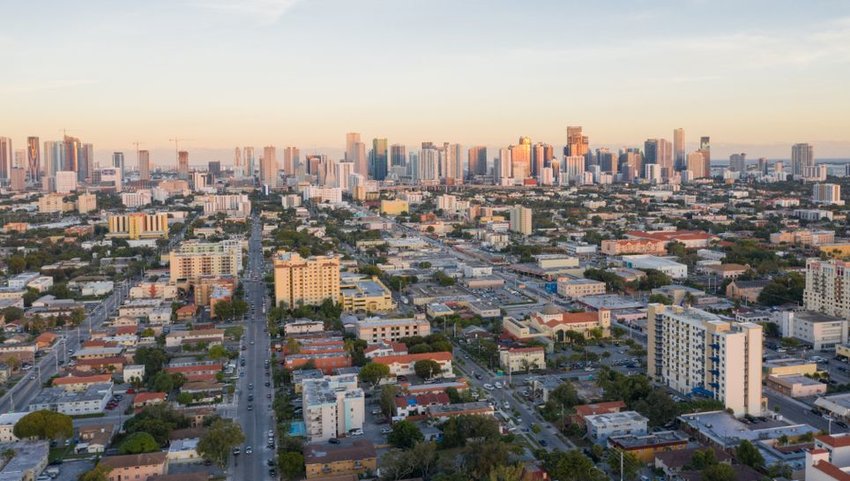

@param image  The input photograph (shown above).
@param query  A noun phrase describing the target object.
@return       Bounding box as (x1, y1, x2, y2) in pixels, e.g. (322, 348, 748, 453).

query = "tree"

(440, 415, 501, 448)
(198, 419, 245, 468)
(123, 404, 190, 445)
(6, 256, 26, 275)
(758, 273, 805, 306)
(388, 420, 423, 449)
(488, 464, 524, 481)
(0, 307, 24, 324)
(686, 448, 718, 470)
(414, 360, 442, 380)
(701, 463, 736, 481)
(79, 465, 112, 481)
(359, 362, 391, 386)
(648, 293, 673, 305)
(134, 346, 168, 379)
(606, 449, 641, 481)
(735, 440, 764, 468)
(543, 450, 607, 481)
(279, 451, 305, 481)
(213, 300, 235, 320)
(69, 307, 86, 326)
(119, 432, 159, 454)
(632, 390, 679, 426)
(13, 410, 73, 440)
(208, 344, 229, 360)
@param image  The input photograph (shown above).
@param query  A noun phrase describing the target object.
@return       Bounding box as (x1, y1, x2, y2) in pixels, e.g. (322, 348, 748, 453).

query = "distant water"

(712, 158, 850, 176)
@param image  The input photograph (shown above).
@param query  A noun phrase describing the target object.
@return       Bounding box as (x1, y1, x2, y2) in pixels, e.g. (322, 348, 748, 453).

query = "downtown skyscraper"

(792, 143, 815, 178)
(283, 146, 300, 176)
(390, 144, 407, 167)
(673, 128, 686, 170)
(261, 146, 278, 187)
(0, 137, 12, 180)
(26, 137, 40, 183)
(177, 151, 189, 179)
(371, 138, 388, 181)
(467, 146, 487, 179)
(112, 152, 125, 177)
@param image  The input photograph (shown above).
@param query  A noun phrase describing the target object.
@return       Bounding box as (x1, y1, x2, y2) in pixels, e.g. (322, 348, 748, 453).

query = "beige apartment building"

(557, 278, 607, 299)
(353, 317, 431, 344)
(76, 193, 97, 213)
(273, 251, 340, 308)
(804, 259, 850, 319)
(499, 346, 546, 373)
(108, 213, 169, 240)
(169, 240, 242, 283)
(647, 304, 763, 416)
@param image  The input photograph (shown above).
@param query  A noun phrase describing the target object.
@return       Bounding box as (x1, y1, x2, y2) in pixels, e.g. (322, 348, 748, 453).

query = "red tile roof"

(372, 351, 453, 365)
(53, 374, 112, 386)
(574, 401, 626, 417)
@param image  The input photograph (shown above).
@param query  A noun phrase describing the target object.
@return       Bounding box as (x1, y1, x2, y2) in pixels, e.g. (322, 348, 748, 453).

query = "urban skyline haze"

(2, 0, 850, 163)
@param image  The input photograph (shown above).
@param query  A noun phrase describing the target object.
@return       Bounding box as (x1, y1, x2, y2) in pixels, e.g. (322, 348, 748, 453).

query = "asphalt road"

(229, 215, 276, 481)
(0, 278, 133, 413)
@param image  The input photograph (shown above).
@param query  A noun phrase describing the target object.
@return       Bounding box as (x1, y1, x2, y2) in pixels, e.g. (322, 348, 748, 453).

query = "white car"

(370, 408, 382, 415)
(494, 382, 503, 389)
(483, 384, 494, 390)
(381, 427, 393, 434)
(349, 428, 364, 436)
(503, 401, 510, 409)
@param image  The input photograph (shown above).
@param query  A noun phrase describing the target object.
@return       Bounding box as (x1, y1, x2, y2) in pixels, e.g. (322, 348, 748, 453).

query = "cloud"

(189, 0, 305, 23)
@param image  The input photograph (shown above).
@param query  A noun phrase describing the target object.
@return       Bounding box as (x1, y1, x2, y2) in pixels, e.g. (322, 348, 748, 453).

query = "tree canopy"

(198, 419, 245, 468)
(12, 410, 73, 440)
(119, 432, 159, 454)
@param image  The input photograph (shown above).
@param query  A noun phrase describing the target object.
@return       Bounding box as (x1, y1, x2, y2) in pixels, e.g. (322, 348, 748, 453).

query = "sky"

(2, 0, 850, 166)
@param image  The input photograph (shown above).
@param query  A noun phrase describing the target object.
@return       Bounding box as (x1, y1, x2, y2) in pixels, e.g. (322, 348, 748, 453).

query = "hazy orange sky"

(2, 0, 849, 165)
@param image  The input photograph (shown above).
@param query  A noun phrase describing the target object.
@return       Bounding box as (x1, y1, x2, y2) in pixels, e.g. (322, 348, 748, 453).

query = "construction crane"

(168, 137, 193, 160)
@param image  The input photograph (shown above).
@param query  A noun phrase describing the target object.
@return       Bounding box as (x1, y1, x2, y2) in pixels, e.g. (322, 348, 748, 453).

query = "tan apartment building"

(647, 304, 763, 416)
(557, 277, 606, 299)
(339, 274, 395, 313)
(169, 240, 242, 283)
(304, 440, 376, 479)
(353, 317, 431, 344)
(108, 213, 169, 240)
(600, 238, 667, 256)
(273, 251, 340, 308)
(499, 346, 545, 373)
(804, 259, 850, 319)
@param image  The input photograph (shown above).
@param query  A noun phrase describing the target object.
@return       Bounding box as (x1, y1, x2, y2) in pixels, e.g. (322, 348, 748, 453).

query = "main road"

(230, 214, 275, 481)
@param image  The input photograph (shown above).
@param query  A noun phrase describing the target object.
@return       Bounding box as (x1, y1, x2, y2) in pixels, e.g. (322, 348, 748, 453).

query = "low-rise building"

(726, 280, 770, 303)
(766, 374, 827, 398)
(774, 310, 849, 351)
(0, 412, 28, 442)
(499, 346, 545, 373)
(100, 452, 168, 481)
(372, 351, 453, 378)
(304, 439, 376, 479)
(339, 274, 395, 313)
(353, 317, 431, 344)
(585, 411, 649, 444)
(621, 255, 688, 279)
(426, 401, 495, 421)
(28, 383, 113, 416)
(556, 278, 606, 299)
(0, 441, 49, 481)
(608, 430, 689, 463)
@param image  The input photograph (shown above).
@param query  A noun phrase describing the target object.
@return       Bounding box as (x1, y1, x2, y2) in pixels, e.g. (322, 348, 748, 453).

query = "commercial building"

(108, 213, 169, 240)
(169, 240, 242, 283)
(120, 190, 152, 208)
(805, 259, 850, 319)
(505, 304, 611, 344)
(38, 193, 70, 213)
(499, 346, 545, 373)
(621, 255, 688, 279)
(766, 374, 827, 398)
(585, 411, 649, 444)
(76, 192, 97, 213)
(302, 374, 364, 442)
(647, 304, 763, 416)
(774, 310, 848, 351)
(352, 317, 431, 344)
(339, 274, 395, 313)
(273, 251, 341, 308)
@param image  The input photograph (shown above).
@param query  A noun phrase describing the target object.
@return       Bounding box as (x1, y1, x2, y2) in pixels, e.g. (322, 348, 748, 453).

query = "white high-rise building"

(564, 155, 585, 185)
(813, 183, 844, 206)
(792, 143, 815, 179)
(302, 374, 364, 443)
(54, 171, 77, 194)
(336, 161, 354, 190)
(418, 147, 440, 183)
(496, 148, 512, 184)
(647, 304, 763, 416)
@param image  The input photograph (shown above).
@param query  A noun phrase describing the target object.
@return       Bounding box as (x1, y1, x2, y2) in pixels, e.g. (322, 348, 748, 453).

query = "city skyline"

(2, 0, 849, 161)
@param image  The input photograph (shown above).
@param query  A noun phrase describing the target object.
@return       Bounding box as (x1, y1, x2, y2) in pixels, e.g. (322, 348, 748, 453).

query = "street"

(228, 214, 276, 481)
(0, 278, 133, 413)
